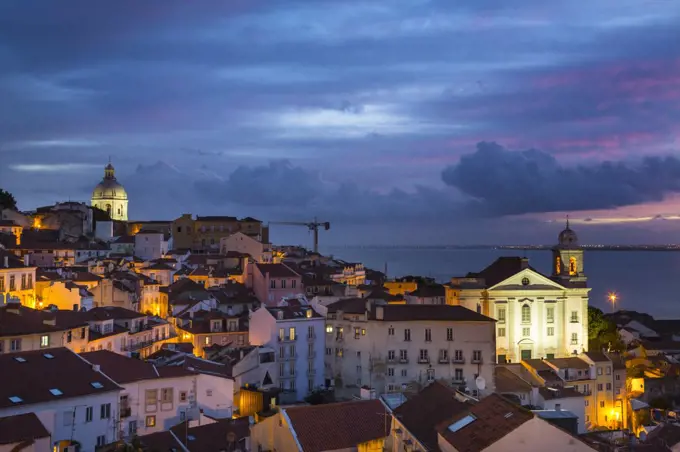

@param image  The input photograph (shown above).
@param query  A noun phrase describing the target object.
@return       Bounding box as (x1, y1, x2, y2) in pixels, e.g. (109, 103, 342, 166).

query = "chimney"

(277, 310, 284, 320)
(23, 255, 29, 267)
(3, 256, 8, 268)
(92, 364, 101, 372)
(555, 403, 561, 411)
(375, 306, 384, 320)
(520, 257, 529, 269)
(240, 349, 245, 360)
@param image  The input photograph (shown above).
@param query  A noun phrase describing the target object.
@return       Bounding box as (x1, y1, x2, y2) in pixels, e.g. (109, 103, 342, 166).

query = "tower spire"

(566, 214, 570, 229)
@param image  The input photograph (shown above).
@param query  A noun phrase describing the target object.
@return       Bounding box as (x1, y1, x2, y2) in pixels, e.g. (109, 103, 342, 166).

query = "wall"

(482, 417, 594, 452)
(42, 282, 84, 311)
(0, 436, 51, 452)
(540, 398, 587, 434)
(220, 233, 266, 262)
(0, 391, 120, 452)
(250, 411, 300, 452)
(0, 266, 37, 308)
(194, 373, 234, 419)
(134, 233, 165, 261)
(0, 327, 87, 355)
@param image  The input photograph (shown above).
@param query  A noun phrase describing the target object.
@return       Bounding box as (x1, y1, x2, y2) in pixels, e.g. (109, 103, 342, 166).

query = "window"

(400, 349, 408, 361)
(439, 349, 449, 361)
(292, 280, 297, 289)
(129, 421, 137, 436)
(40, 335, 49, 348)
(161, 388, 173, 403)
(325, 325, 333, 334)
(521, 304, 531, 323)
(615, 374, 621, 381)
(497, 328, 505, 337)
(571, 311, 579, 323)
(86, 406, 93, 422)
(356, 351, 361, 358)
(454, 350, 463, 362)
(281, 280, 286, 289)
(600, 401, 605, 408)
(597, 367, 603, 376)
(547, 327, 554, 336)
(354, 327, 360, 339)
(146, 415, 156, 427)
(388, 350, 395, 361)
(419, 349, 429, 362)
(10, 338, 21, 352)
(270, 280, 276, 289)
(9, 275, 15, 291)
(571, 333, 578, 345)
(325, 347, 332, 355)
(597, 383, 603, 391)
(404, 329, 411, 341)
(569, 257, 577, 275)
(472, 350, 482, 363)
(546, 307, 554, 323)
(454, 368, 464, 381)
(289, 327, 296, 341)
(388, 326, 394, 336)
(206, 389, 213, 397)
(145, 389, 158, 411)
(64, 410, 74, 426)
(97, 436, 106, 447)
(388, 367, 394, 377)
(607, 382, 613, 390)
(606, 367, 611, 375)
(0, 276, 3, 291)
(446, 328, 453, 341)
(100, 403, 111, 419)
(497, 308, 506, 323)
(522, 327, 530, 337)
(336, 348, 343, 357)
(21, 274, 26, 290)
(80, 327, 86, 339)
(555, 256, 561, 274)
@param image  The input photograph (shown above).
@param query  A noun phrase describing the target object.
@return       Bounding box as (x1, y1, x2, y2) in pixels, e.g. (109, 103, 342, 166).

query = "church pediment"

(488, 268, 566, 291)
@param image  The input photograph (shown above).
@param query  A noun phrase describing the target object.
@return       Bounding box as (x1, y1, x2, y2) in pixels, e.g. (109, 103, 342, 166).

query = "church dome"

(92, 163, 128, 201)
(558, 219, 578, 246)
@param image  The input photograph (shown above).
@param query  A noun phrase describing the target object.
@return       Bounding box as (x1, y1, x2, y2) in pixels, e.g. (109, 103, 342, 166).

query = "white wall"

(194, 373, 234, 419)
(0, 391, 120, 452)
(482, 417, 594, 452)
(540, 398, 587, 434)
(134, 234, 164, 261)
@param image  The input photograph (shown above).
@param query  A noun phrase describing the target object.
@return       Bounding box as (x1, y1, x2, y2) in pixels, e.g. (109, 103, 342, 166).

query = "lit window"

(146, 415, 156, 427)
(547, 327, 554, 336)
(325, 325, 333, 334)
(522, 327, 530, 337)
(569, 257, 577, 275)
(497, 328, 505, 337)
(40, 335, 49, 348)
(521, 305, 531, 323)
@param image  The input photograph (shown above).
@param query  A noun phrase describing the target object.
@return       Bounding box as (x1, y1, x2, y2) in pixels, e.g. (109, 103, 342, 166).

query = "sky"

(1, 0, 679, 246)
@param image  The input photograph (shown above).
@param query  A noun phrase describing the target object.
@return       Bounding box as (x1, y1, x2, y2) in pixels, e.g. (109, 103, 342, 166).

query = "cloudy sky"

(1, 0, 679, 246)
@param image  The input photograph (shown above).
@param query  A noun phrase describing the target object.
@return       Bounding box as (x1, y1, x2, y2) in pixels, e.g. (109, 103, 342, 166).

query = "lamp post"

(608, 292, 618, 313)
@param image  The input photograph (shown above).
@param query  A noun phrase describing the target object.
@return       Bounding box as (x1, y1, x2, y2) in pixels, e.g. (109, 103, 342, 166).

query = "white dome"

(92, 163, 127, 201)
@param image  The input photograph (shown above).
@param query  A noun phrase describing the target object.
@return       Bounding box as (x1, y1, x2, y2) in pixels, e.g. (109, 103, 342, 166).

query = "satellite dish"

(475, 376, 486, 391)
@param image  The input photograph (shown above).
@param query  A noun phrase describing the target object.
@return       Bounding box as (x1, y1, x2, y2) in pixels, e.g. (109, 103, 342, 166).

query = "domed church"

(91, 162, 128, 221)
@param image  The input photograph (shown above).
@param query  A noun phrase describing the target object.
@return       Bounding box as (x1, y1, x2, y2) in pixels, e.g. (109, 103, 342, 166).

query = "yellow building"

(383, 280, 417, 296)
(0, 304, 89, 354)
(0, 220, 22, 245)
(172, 214, 266, 252)
(174, 313, 248, 358)
(0, 250, 37, 308)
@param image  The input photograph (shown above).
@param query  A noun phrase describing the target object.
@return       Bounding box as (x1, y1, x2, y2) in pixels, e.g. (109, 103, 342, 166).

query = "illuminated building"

(0, 250, 37, 308)
(91, 162, 128, 221)
(172, 214, 266, 252)
(448, 222, 590, 363)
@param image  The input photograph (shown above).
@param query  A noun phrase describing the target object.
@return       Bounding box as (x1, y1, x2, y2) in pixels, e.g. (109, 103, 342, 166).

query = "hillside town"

(1, 164, 680, 451)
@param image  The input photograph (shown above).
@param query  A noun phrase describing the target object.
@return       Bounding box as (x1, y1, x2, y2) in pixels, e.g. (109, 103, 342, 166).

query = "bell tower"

(552, 217, 586, 283)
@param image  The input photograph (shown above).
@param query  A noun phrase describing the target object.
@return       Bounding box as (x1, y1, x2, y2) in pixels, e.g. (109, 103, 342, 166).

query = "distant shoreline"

(326, 245, 680, 251)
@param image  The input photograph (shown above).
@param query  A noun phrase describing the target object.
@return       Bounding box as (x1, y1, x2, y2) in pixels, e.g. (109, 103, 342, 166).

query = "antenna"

(566, 214, 570, 229)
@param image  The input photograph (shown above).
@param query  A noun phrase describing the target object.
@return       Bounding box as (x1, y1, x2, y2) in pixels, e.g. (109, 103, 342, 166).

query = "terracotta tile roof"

(522, 359, 554, 372)
(265, 306, 324, 320)
(255, 263, 300, 278)
(169, 417, 251, 451)
(0, 347, 121, 409)
(0, 413, 50, 445)
(366, 289, 404, 302)
(0, 249, 30, 269)
(583, 351, 610, 363)
(646, 423, 680, 448)
(0, 305, 87, 337)
(467, 256, 553, 288)
(374, 305, 494, 323)
(143, 262, 175, 271)
(393, 381, 470, 450)
(327, 297, 368, 315)
(83, 350, 159, 383)
(495, 367, 533, 394)
(547, 357, 590, 370)
(436, 393, 534, 452)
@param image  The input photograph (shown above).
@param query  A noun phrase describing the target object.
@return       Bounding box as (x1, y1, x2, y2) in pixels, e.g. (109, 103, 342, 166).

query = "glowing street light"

(608, 292, 618, 312)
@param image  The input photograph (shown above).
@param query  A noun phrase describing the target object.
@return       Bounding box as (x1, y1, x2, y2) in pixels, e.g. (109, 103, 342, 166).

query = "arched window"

(105, 204, 112, 215)
(521, 304, 531, 323)
(555, 256, 561, 274)
(569, 257, 577, 275)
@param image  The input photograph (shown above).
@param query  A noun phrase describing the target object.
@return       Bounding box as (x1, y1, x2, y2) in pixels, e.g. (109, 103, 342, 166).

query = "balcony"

(438, 357, 450, 364)
(307, 334, 316, 342)
(471, 357, 483, 364)
(417, 357, 430, 365)
(399, 358, 409, 364)
(277, 336, 297, 343)
(387, 357, 397, 364)
(570, 318, 579, 324)
(452, 357, 465, 364)
(335, 336, 344, 343)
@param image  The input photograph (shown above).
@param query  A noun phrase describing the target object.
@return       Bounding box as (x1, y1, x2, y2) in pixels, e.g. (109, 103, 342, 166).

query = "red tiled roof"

(169, 417, 251, 451)
(284, 399, 390, 452)
(255, 263, 299, 278)
(82, 350, 193, 383)
(0, 348, 121, 409)
(468, 257, 544, 288)
(393, 382, 470, 450)
(436, 393, 534, 452)
(0, 305, 87, 337)
(375, 305, 494, 323)
(547, 357, 590, 370)
(0, 413, 50, 445)
(265, 306, 324, 320)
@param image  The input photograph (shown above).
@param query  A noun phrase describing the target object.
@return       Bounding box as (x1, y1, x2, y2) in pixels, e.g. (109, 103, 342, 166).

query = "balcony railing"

(307, 334, 316, 341)
(438, 357, 450, 364)
(277, 336, 297, 343)
(452, 357, 465, 364)
(417, 357, 430, 364)
(280, 373, 296, 379)
(471, 357, 483, 364)
(387, 357, 397, 364)
(399, 357, 409, 364)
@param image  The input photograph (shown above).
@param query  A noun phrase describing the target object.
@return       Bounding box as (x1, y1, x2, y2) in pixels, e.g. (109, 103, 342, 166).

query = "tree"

(0, 188, 17, 210)
(588, 306, 625, 352)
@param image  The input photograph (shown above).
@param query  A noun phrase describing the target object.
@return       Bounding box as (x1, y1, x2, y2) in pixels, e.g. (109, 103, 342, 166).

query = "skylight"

(14, 357, 26, 363)
(49, 388, 63, 396)
(9, 396, 23, 403)
(448, 415, 477, 433)
(91, 382, 104, 389)
(44, 353, 54, 359)
(187, 435, 196, 441)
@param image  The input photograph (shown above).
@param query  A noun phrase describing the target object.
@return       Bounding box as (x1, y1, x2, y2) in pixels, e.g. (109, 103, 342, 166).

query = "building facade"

(91, 162, 128, 221)
(250, 263, 303, 306)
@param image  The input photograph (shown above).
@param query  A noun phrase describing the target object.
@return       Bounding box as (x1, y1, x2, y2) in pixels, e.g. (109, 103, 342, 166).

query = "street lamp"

(608, 292, 618, 313)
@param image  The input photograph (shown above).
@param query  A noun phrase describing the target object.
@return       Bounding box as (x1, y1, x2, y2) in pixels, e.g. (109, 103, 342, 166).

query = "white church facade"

(91, 162, 129, 221)
(449, 222, 589, 363)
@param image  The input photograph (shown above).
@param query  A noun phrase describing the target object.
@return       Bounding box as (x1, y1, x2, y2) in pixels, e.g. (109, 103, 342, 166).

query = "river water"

(323, 247, 680, 319)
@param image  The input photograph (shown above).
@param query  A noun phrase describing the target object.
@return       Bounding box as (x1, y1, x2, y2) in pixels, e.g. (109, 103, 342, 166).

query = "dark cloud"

(442, 142, 680, 215)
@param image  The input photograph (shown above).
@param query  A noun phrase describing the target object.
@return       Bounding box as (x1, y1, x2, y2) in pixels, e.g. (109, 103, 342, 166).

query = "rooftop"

(255, 263, 300, 278)
(284, 399, 390, 452)
(495, 366, 533, 394)
(547, 357, 591, 370)
(0, 413, 50, 445)
(82, 350, 193, 384)
(0, 305, 87, 338)
(0, 348, 121, 409)
(265, 305, 324, 320)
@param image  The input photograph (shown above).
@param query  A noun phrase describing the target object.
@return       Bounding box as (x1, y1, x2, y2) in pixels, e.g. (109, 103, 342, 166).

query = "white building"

(0, 348, 122, 452)
(134, 231, 168, 261)
(249, 305, 326, 401)
(91, 162, 128, 222)
(325, 300, 497, 399)
(450, 223, 589, 363)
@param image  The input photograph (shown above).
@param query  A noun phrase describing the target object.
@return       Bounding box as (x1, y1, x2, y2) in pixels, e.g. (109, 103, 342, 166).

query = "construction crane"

(268, 218, 330, 253)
